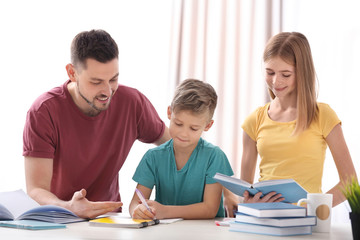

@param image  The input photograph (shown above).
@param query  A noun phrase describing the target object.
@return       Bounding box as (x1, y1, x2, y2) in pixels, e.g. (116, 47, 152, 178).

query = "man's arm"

(24, 156, 123, 219)
(154, 126, 171, 146)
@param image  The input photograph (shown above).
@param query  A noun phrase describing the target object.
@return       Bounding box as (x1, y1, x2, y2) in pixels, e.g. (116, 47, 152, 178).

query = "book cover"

(0, 220, 66, 230)
(0, 189, 84, 224)
(229, 221, 312, 236)
(235, 212, 316, 227)
(213, 173, 307, 203)
(89, 217, 159, 228)
(237, 202, 306, 218)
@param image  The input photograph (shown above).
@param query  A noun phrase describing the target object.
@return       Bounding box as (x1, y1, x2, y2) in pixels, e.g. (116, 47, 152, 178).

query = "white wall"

(0, 0, 173, 213)
(282, 0, 360, 222)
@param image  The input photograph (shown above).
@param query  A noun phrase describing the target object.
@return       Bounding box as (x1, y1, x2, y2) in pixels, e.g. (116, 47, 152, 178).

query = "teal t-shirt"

(132, 138, 234, 217)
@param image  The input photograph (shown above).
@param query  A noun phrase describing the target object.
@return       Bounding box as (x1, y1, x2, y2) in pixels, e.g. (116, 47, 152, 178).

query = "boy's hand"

(132, 200, 156, 220)
(146, 200, 166, 219)
(223, 189, 239, 217)
(243, 190, 284, 203)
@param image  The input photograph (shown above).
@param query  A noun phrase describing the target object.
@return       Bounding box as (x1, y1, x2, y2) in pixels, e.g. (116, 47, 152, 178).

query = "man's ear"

(167, 106, 172, 120)
(66, 64, 77, 82)
(204, 120, 214, 131)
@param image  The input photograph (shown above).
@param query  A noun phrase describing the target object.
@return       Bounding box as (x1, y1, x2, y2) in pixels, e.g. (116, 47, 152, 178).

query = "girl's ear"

(204, 120, 214, 131)
(66, 64, 77, 82)
(167, 106, 172, 120)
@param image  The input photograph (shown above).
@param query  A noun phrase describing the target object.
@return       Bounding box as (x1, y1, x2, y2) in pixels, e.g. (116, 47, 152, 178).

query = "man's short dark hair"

(71, 29, 119, 69)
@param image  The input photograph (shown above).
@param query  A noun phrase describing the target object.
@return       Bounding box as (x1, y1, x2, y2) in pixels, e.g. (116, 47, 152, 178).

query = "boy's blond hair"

(171, 79, 217, 121)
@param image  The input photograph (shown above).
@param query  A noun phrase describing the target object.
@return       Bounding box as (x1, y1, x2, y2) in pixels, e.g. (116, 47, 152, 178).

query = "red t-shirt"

(23, 80, 165, 203)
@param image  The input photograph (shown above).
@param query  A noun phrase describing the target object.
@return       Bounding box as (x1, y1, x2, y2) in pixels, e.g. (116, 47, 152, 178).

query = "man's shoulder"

(29, 83, 67, 112)
(116, 84, 142, 97)
(112, 84, 150, 105)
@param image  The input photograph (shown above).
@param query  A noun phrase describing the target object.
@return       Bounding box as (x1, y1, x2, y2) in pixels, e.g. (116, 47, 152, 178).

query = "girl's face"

(265, 57, 296, 100)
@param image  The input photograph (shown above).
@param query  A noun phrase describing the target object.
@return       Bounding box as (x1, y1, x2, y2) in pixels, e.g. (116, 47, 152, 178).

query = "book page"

(253, 179, 294, 187)
(0, 189, 39, 219)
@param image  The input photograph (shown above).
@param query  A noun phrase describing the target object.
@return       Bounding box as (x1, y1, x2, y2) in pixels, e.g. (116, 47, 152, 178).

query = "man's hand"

(243, 190, 284, 203)
(67, 189, 123, 219)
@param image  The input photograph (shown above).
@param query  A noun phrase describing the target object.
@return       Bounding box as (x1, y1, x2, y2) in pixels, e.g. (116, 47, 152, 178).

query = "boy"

(129, 79, 233, 219)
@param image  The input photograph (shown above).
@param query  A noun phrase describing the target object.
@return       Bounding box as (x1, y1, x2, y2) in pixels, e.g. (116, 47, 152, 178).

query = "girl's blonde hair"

(263, 32, 318, 134)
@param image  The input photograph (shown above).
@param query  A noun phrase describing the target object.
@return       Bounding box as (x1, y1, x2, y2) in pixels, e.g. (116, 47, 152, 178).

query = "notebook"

(0, 220, 66, 230)
(89, 217, 159, 228)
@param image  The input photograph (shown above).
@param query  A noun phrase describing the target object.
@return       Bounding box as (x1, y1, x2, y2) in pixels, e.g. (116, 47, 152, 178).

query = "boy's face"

(167, 107, 213, 150)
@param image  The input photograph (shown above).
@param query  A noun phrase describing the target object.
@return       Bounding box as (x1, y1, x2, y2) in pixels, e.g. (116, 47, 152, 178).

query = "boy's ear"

(204, 120, 214, 131)
(167, 106, 172, 120)
(66, 64, 77, 82)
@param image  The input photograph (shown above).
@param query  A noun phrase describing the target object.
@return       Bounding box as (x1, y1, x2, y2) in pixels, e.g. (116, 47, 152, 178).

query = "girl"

(225, 32, 357, 217)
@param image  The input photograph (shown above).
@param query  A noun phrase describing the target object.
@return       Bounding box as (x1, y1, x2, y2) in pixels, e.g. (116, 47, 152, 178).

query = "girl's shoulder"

(251, 102, 270, 119)
(317, 102, 338, 116)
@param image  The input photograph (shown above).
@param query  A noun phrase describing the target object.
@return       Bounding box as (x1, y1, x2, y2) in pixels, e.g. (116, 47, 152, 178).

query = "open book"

(0, 189, 84, 224)
(213, 173, 307, 203)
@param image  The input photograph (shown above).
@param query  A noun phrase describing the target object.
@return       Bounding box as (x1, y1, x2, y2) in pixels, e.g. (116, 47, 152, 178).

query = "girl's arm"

(325, 124, 358, 207)
(146, 182, 223, 219)
(240, 131, 258, 183)
(240, 131, 284, 203)
(222, 131, 259, 217)
(129, 184, 155, 219)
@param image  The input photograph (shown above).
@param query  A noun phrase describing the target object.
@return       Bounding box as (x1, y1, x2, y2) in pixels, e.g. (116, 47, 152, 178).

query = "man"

(23, 29, 170, 219)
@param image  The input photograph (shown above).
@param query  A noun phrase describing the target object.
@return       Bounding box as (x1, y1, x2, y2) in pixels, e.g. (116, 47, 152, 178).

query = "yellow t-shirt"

(242, 102, 341, 193)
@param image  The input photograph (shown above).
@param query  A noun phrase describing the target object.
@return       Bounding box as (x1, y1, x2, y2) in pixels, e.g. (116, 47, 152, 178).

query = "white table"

(0, 218, 353, 240)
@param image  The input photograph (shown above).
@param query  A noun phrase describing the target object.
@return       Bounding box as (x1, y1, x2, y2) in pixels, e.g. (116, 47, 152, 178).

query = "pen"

(135, 188, 157, 219)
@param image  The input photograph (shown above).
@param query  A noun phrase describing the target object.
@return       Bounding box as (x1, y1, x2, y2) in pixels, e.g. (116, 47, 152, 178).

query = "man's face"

(73, 58, 119, 116)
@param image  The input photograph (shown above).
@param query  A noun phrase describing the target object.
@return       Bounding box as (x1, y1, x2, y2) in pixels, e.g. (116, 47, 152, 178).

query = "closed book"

(235, 212, 316, 227)
(0, 189, 84, 224)
(213, 173, 307, 203)
(0, 220, 66, 230)
(89, 217, 159, 228)
(237, 202, 306, 218)
(229, 221, 312, 236)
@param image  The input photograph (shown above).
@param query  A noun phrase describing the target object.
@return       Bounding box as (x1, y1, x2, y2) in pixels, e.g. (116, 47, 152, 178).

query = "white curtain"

(169, 0, 359, 222)
(169, 0, 284, 177)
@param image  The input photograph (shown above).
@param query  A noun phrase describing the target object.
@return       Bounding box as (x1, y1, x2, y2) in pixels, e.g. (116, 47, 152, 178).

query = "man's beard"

(77, 83, 111, 117)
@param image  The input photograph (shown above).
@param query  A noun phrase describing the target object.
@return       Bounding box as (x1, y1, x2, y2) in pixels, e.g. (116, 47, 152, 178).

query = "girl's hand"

(243, 190, 284, 203)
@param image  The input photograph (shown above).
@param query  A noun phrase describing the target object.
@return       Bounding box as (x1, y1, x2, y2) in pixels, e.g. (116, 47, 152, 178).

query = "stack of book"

(230, 202, 316, 237)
